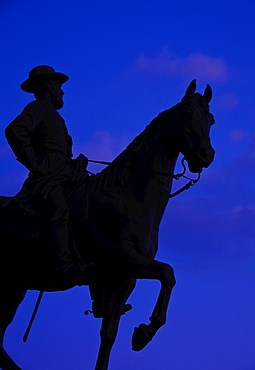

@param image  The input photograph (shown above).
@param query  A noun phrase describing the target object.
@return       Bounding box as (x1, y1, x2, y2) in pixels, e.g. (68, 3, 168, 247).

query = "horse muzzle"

(185, 144, 215, 173)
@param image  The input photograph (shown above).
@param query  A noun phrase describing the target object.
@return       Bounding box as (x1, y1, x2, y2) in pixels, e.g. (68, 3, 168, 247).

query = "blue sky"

(1, 1, 255, 369)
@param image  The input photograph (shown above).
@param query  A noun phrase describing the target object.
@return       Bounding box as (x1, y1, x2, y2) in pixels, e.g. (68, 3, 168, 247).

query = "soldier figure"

(5, 65, 89, 287)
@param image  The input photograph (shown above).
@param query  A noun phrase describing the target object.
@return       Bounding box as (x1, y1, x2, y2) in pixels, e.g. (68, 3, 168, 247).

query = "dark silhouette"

(4, 65, 90, 288)
(0, 78, 215, 370)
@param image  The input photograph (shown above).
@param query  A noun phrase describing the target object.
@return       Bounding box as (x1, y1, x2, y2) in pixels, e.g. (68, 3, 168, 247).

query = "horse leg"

(0, 285, 27, 370)
(121, 245, 176, 351)
(95, 278, 136, 370)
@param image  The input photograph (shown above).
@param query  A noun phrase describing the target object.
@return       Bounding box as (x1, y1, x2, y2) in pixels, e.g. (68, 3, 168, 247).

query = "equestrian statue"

(0, 66, 215, 370)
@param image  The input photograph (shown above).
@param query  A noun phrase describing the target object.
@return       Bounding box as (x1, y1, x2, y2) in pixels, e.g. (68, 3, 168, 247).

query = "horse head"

(179, 79, 215, 173)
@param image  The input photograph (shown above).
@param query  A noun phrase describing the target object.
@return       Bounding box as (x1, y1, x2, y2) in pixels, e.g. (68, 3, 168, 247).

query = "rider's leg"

(46, 186, 90, 285)
(47, 186, 73, 270)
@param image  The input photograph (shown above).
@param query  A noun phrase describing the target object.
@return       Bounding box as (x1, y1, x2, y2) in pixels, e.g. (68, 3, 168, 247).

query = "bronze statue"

(0, 77, 215, 370)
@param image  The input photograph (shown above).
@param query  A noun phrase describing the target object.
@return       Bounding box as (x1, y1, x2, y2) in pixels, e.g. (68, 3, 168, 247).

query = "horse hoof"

(131, 324, 154, 351)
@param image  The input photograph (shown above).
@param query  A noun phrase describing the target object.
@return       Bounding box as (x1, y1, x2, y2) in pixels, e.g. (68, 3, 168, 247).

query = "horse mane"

(112, 93, 209, 166)
(110, 102, 181, 167)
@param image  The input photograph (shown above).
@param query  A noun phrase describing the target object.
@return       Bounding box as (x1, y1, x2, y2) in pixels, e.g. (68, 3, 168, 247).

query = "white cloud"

(135, 47, 229, 82)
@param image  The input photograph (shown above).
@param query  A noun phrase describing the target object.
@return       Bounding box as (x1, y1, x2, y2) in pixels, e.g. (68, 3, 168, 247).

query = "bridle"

(166, 158, 201, 198)
(87, 157, 201, 198)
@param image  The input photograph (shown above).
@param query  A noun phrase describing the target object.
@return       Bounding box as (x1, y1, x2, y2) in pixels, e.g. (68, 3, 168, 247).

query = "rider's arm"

(5, 101, 46, 173)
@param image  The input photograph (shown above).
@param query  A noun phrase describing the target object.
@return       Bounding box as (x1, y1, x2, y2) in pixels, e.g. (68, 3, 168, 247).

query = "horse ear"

(183, 79, 197, 98)
(204, 84, 212, 103)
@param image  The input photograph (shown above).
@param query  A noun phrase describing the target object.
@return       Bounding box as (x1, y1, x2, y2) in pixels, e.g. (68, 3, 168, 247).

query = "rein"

(87, 157, 201, 198)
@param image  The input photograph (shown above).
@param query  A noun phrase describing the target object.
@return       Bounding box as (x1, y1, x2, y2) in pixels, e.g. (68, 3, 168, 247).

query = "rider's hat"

(20, 65, 69, 93)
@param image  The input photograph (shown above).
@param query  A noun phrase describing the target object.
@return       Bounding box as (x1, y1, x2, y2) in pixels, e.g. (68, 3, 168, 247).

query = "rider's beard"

(51, 93, 64, 110)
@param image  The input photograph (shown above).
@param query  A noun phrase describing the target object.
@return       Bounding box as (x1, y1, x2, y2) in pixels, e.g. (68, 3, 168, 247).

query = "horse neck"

(112, 104, 182, 194)
(135, 139, 179, 198)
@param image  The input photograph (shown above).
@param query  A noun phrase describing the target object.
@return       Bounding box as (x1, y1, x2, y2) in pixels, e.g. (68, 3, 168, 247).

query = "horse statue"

(0, 80, 215, 370)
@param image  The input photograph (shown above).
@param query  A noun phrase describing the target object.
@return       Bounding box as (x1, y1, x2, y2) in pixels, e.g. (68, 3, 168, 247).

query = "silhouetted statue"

(4, 65, 90, 288)
(0, 77, 215, 370)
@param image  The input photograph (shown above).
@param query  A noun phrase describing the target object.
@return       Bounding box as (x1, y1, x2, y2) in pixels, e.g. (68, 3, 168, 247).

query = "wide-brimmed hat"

(20, 65, 69, 93)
